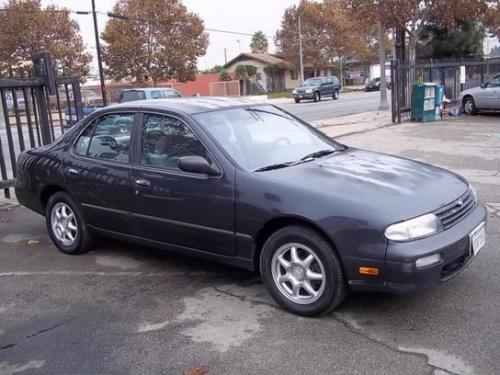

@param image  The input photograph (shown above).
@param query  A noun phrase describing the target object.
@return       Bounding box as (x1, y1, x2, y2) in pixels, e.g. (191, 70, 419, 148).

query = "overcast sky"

(40, 0, 299, 76)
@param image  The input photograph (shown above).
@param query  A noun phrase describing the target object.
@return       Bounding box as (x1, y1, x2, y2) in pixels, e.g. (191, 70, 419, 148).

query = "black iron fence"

(391, 57, 500, 123)
(0, 53, 83, 198)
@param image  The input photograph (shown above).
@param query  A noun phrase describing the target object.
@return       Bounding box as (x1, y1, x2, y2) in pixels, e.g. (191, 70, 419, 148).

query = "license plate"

(299, 95, 303, 99)
(469, 222, 486, 256)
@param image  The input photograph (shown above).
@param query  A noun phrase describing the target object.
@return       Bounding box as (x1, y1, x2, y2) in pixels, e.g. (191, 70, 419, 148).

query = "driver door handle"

(67, 168, 79, 175)
(135, 179, 151, 187)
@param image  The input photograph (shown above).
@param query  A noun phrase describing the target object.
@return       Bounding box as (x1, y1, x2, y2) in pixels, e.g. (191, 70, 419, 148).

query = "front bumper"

(293, 92, 314, 100)
(348, 203, 487, 294)
(383, 203, 487, 294)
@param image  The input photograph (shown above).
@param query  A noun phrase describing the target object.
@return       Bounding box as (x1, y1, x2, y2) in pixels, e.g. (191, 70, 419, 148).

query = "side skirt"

(87, 225, 256, 271)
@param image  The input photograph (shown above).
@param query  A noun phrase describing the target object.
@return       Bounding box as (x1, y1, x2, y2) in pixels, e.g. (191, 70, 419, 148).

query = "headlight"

(292, 89, 297, 94)
(469, 184, 477, 204)
(384, 213, 443, 242)
(305, 89, 313, 93)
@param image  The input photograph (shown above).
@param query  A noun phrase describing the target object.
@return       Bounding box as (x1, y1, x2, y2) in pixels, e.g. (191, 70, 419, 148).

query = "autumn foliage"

(0, 0, 91, 76)
(101, 0, 208, 84)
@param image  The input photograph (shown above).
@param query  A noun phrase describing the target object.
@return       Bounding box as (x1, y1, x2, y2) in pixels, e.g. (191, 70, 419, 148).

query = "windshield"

(194, 105, 343, 171)
(119, 90, 146, 103)
(302, 78, 322, 86)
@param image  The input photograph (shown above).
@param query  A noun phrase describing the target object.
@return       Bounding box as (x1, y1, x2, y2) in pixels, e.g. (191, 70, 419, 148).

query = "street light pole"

(91, 0, 107, 106)
(298, 14, 305, 83)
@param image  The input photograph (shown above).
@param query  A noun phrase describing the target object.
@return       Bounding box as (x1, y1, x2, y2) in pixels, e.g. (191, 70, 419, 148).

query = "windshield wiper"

(254, 161, 297, 172)
(245, 107, 292, 120)
(299, 149, 336, 161)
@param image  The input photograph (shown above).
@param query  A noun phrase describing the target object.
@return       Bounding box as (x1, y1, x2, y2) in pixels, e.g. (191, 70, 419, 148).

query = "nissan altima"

(15, 98, 487, 316)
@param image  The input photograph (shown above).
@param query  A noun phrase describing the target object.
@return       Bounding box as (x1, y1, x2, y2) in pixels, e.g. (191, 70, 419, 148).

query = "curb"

(334, 121, 397, 138)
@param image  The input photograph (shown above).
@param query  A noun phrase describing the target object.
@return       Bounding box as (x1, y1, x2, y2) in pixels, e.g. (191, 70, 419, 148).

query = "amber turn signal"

(358, 266, 380, 276)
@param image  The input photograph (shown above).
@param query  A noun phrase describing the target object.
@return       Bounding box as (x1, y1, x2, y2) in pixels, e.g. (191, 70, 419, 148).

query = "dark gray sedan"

(15, 98, 487, 316)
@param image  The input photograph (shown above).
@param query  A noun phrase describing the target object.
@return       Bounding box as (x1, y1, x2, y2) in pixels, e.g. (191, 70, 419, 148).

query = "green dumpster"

(411, 83, 436, 122)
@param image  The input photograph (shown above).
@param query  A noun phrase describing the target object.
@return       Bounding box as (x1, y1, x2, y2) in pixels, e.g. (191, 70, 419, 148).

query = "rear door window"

(75, 113, 134, 163)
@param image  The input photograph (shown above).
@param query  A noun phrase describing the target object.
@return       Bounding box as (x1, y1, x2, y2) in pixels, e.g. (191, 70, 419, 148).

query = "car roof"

(121, 87, 177, 92)
(107, 97, 265, 115)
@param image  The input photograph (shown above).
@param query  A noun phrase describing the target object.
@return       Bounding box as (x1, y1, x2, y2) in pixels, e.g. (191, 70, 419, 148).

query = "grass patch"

(342, 86, 365, 93)
(267, 90, 293, 99)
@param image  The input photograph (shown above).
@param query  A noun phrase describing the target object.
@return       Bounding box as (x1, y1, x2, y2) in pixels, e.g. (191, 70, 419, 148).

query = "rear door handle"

(67, 168, 79, 175)
(135, 179, 151, 187)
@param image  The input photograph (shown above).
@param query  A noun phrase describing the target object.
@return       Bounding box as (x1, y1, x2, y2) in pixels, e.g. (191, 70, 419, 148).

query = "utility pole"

(91, 0, 107, 106)
(224, 48, 227, 64)
(298, 14, 305, 83)
(378, 22, 389, 110)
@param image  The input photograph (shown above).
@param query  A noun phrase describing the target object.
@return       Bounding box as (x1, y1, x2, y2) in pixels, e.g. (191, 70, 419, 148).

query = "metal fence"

(209, 80, 240, 97)
(0, 53, 83, 198)
(391, 57, 500, 123)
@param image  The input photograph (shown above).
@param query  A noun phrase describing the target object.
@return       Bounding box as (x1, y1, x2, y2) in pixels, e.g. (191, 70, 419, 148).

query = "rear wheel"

(260, 225, 347, 316)
(333, 89, 340, 100)
(45, 192, 93, 255)
(463, 96, 478, 115)
(313, 91, 320, 102)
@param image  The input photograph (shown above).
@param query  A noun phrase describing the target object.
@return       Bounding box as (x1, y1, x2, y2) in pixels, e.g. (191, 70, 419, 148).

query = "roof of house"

(224, 53, 293, 69)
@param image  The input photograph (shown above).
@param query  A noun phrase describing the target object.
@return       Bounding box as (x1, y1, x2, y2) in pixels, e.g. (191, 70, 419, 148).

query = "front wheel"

(294, 98, 301, 104)
(333, 89, 340, 100)
(463, 96, 478, 115)
(45, 191, 93, 255)
(260, 225, 347, 316)
(313, 91, 320, 102)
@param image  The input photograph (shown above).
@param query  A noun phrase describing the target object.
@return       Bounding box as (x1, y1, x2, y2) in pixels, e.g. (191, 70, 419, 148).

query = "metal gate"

(391, 57, 500, 123)
(0, 53, 83, 198)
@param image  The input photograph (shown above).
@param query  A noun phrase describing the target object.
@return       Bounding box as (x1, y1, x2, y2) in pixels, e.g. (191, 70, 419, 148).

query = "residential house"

(224, 53, 299, 93)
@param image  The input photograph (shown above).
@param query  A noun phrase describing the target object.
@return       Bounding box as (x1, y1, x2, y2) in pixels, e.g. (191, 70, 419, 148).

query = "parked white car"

(460, 74, 500, 115)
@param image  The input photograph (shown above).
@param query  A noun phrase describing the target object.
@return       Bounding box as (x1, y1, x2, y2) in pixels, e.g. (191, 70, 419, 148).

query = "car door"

(319, 78, 329, 96)
(64, 112, 137, 234)
(485, 76, 500, 109)
(130, 112, 236, 256)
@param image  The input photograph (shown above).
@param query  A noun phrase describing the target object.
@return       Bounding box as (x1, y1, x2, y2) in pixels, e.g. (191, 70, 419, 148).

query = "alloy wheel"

(463, 98, 474, 114)
(271, 242, 326, 304)
(50, 202, 78, 246)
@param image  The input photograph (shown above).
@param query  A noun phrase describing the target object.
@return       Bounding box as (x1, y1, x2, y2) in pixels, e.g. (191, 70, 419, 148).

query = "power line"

(0, 8, 273, 39)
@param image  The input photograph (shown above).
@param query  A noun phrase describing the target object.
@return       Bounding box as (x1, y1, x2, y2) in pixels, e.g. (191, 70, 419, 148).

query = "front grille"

(435, 189, 476, 230)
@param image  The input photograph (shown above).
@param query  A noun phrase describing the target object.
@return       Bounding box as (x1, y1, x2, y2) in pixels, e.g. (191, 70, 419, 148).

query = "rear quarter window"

(119, 90, 146, 103)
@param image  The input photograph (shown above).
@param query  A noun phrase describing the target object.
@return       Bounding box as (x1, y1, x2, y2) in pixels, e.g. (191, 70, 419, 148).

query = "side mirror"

(480, 83, 487, 89)
(177, 155, 218, 175)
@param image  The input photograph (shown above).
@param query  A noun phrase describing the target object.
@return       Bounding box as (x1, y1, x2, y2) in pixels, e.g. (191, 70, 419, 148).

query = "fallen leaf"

(183, 366, 209, 375)
(27, 240, 40, 246)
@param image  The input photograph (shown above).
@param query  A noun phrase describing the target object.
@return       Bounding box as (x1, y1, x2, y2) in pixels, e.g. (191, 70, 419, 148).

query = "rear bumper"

(349, 203, 487, 294)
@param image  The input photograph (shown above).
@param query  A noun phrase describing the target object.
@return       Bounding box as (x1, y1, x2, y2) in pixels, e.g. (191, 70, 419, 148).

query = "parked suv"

(292, 76, 341, 103)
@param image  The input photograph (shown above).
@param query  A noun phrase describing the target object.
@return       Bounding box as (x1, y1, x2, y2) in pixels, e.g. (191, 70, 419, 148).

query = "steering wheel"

(272, 137, 291, 147)
(99, 135, 118, 149)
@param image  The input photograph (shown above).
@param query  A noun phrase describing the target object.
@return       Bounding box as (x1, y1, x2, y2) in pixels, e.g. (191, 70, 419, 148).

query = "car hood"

(261, 148, 468, 223)
(297, 85, 318, 90)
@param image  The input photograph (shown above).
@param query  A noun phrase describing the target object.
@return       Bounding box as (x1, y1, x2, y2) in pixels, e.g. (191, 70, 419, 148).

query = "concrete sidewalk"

(312, 110, 393, 138)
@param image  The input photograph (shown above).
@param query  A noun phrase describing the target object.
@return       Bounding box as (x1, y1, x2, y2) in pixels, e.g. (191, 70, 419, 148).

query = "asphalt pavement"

(277, 90, 387, 122)
(0, 115, 499, 375)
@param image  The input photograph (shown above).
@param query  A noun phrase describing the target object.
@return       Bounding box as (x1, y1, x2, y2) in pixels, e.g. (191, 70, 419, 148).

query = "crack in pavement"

(212, 286, 467, 375)
(331, 313, 462, 375)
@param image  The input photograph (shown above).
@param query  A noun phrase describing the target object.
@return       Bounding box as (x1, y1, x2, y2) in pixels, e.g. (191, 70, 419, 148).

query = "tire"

(463, 96, 478, 115)
(45, 191, 93, 255)
(333, 89, 340, 100)
(313, 91, 320, 102)
(294, 98, 301, 104)
(260, 225, 347, 316)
